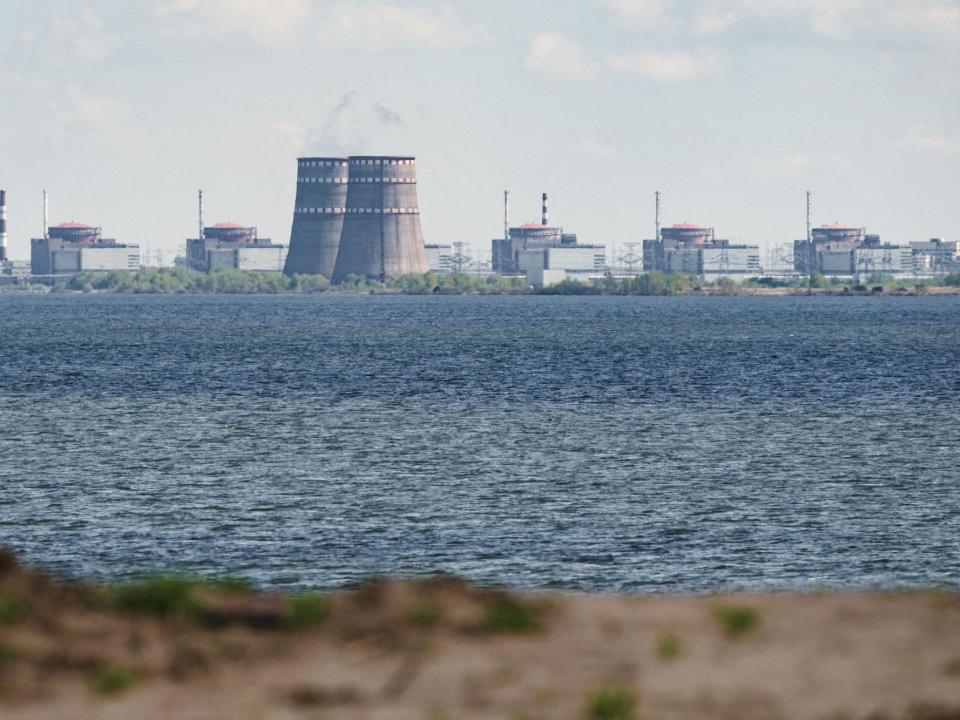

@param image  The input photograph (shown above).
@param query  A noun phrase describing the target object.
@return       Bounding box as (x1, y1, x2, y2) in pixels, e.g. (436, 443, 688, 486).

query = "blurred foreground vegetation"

(57, 267, 960, 296)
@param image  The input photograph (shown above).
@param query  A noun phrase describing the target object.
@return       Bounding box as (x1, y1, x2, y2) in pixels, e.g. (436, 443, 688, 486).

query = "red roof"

(819, 223, 857, 230)
(213, 222, 245, 229)
(520, 223, 555, 229)
(672, 223, 704, 229)
(58, 222, 92, 229)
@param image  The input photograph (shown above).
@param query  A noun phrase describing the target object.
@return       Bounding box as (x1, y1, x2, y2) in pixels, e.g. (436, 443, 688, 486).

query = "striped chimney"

(541, 192, 549, 226)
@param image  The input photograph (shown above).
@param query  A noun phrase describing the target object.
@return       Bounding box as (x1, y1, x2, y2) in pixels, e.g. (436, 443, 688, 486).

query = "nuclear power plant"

(283, 158, 349, 277)
(285, 155, 429, 282)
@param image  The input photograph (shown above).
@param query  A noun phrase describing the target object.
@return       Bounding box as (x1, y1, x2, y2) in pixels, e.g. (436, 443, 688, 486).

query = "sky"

(1, 0, 959, 264)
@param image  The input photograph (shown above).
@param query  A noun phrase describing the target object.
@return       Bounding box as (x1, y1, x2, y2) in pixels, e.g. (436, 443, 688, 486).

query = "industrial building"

(793, 225, 920, 277)
(425, 244, 453, 273)
(31, 222, 140, 277)
(643, 222, 761, 280)
(186, 222, 287, 273)
(491, 192, 606, 285)
(284, 157, 348, 277)
(330, 156, 429, 282)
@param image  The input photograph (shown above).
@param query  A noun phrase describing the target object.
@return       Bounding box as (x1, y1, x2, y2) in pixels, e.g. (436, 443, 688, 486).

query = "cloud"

(607, 50, 725, 82)
(30, 7, 114, 65)
(271, 94, 409, 155)
(524, 33, 597, 80)
(596, 0, 665, 24)
(155, 0, 310, 45)
(327, 4, 488, 51)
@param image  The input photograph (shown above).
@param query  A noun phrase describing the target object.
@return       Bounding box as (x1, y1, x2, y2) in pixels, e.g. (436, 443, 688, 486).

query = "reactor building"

(491, 192, 606, 285)
(643, 222, 761, 279)
(284, 155, 430, 281)
(31, 221, 140, 277)
(186, 222, 287, 272)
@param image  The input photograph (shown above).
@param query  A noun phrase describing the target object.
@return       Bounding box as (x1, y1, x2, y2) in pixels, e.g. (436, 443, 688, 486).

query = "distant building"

(794, 225, 923, 278)
(186, 223, 287, 273)
(911, 239, 960, 275)
(490, 193, 606, 285)
(31, 223, 140, 277)
(643, 223, 760, 279)
(425, 244, 453, 273)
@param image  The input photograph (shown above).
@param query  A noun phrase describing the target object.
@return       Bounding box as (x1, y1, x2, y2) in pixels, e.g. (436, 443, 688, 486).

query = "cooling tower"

(331, 156, 428, 282)
(283, 157, 349, 277)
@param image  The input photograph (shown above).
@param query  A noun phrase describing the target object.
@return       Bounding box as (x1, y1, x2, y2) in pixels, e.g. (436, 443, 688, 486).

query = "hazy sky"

(1, 0, 958, 263)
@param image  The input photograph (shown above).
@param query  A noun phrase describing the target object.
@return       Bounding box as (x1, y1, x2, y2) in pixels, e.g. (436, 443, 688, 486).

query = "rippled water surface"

(1, 293, 958, 592)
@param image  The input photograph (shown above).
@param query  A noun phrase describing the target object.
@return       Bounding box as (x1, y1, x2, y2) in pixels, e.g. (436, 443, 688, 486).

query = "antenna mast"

(806, 190, 812, 243)
(43, 189, 48, 240)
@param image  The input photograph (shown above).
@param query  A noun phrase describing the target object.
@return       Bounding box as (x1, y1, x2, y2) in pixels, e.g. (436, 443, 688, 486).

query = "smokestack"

(43, 189, 48, 240)
(0, 190, 7, 262)
(541, 192, 548, 226)
(503, 190, 509, 241)
(806, 190, 812, 243)
(655, 191, 661, 241)
(198, 189, 204, 241)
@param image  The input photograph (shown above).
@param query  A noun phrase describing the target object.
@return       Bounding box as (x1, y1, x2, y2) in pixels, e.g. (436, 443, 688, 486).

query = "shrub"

(480, 597, 540, 634)
(91, 665, 139, 695)
(285, 594, 331, 628)
(585, 689, 636, 720)
(714, 605, 760, 638)
(110, 577, 200, 618)
(655, 633, 682, 660)
(0, 594, 29, 624)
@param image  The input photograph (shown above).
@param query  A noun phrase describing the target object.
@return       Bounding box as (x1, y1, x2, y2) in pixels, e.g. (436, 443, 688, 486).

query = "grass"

(284, 594, 331, 628)
(655, 633, 682, 660)
(108, 575, 253, 620)
(407, 602, 442, 628)
(585, 688, 636, 720)
(109, 577, 201, 618)
(714, 605, 760, 638)
(90, 665, 139, 695)
(0, 641, 24, 666)
(0, 594, 29, 624)
(480, 598, 540, 634)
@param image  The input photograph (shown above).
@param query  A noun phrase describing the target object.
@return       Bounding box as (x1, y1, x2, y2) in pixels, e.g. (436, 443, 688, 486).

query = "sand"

(1, 550, 958, 720)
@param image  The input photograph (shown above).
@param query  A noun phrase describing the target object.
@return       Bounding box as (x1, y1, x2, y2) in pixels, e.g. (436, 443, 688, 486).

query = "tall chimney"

(503, 190, 509, 241)
(806, 190, 812, 243)
(0, 190, 8, 262)
(43, 189, 48, 240)
(655, 190, 661, 241)
(541, 192, 548, 226)
(198, 189, 204, 241)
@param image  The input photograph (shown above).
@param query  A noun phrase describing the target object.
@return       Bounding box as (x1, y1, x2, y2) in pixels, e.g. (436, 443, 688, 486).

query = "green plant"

(110, 577, 200, 618)
(285, 594, 331, 628)
(91, 665, 139, 695)
(481, 598, 540, 634)
(585, 688, 636, 720)
(655, 633, 682, 660)
(0, 594, 29, 624)
(407, 602, 441, 628)
(0, 641, 24, 665)
(714, 605, 760, 638)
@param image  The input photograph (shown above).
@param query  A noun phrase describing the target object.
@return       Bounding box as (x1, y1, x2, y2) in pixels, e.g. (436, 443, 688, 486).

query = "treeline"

(61, 267, 960, 296)
(64, 268, 529, 295)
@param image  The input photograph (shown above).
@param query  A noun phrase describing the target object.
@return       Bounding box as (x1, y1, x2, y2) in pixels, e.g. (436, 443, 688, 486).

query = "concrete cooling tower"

(331, 156, 428, 282)
(283, 157, 349, 277)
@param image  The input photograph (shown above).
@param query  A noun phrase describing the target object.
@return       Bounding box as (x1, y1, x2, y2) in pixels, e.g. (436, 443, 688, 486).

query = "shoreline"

(1, 551, 958, 719)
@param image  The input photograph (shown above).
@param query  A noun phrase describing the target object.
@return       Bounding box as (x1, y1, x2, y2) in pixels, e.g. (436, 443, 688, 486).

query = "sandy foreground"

(1, 550, 958, 720)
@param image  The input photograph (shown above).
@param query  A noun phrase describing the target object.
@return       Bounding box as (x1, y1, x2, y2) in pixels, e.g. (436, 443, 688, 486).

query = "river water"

(0, 293, 957, 592)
